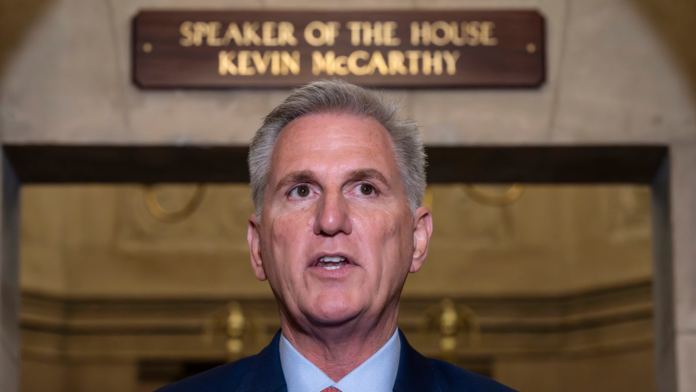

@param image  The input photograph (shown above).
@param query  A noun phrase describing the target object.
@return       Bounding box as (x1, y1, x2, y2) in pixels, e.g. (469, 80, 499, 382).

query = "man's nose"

(314, 190, 352, 236)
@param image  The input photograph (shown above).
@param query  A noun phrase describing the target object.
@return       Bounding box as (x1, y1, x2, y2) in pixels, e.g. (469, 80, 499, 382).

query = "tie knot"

(321, 388, 341, 392)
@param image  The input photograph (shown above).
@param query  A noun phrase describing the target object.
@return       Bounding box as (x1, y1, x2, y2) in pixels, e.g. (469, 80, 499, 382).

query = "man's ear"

(410, 206, 433, 273)
(247, 214, 268, 281)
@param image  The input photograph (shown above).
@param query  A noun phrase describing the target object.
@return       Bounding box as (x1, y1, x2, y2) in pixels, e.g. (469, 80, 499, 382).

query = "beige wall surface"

(496, 349, 656, 392)
(0, 0, 695, 145)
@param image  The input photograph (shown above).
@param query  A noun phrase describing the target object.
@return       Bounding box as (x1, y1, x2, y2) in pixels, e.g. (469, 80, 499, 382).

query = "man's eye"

(359, 184, 375, 195)
(291, 185, 311, 198)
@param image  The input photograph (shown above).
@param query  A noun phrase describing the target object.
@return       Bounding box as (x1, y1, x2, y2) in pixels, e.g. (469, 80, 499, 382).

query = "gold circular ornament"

(462, 184, 525, 207)
(144, 184, 206, 223)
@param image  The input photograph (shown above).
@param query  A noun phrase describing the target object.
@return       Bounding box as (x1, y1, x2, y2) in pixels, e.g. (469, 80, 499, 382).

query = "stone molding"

(20, 279, 653, 363)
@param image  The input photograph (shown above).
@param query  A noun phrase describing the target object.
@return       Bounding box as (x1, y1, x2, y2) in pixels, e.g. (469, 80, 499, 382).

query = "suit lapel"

(393, 330, 440, 392)
(235, 331, 288, 392)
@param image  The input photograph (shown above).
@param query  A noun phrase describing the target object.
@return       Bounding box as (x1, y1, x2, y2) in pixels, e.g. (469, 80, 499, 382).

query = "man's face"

(247, 112, 432, 327)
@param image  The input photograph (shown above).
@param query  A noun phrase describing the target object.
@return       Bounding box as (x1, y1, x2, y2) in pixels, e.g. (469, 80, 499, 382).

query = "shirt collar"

(279, 329, 401, 392)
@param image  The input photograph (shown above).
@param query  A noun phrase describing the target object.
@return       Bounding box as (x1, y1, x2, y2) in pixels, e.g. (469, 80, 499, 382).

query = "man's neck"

(279, 312, 399, 382)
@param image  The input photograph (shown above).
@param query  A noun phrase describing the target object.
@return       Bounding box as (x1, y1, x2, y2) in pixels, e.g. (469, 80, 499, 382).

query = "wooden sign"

(133, 10, 545, 88)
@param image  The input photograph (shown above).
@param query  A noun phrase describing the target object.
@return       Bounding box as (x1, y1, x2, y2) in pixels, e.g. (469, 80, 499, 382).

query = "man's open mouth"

(314, 255, 350, 271)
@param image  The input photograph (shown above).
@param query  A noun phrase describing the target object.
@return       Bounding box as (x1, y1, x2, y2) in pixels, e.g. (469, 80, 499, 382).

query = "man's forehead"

(269, 113, 398, 176)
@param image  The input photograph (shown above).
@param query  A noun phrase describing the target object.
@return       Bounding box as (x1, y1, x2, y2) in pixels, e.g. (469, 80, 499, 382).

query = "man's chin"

(305, 301, 364, 327)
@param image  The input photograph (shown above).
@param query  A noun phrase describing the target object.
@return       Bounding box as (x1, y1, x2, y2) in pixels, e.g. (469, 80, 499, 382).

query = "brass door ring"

(144, 184, 206, 223)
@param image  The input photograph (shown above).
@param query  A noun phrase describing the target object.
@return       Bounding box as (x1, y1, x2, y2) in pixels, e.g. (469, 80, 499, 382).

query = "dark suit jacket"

(156, 330, 517, 392)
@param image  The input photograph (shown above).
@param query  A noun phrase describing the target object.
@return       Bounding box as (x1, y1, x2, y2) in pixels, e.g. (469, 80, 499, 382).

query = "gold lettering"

(388, 51, 408, 75)
(217, 47, 457, 77)
(207, 22, 223, 46)
(220, 50, 298, 76)
(466, 21, 481, 46)
(430, 21, 451, 46)
(334, 56, 349, 76)
(422, 50, 432, 75)
(368, 50, 388, 75)
(422, 50, 443, 75)
(304, 21, 340, 46)
(182, 21, 301, 47)
(405, 50, 421, 75)
(433, 51, 443, 75)
(410, 22, 419, 45)
(262, 22, 278, 46)
(311, 51, 349, 76)
(243, 22, 262, 46)
(450, 22, 466, 46)
(443, 50, 460, 75)
(384, 22, 400, 46)
(278, 22, 298, 46)
(180, 22, 194, 46)
(251, 51, 273, 74)
(348, 21, 400, 46)
(304, 21, 324, 46)
(347, 22, 362, 46)
(280, 51, 301, 75)
(237, 51, 256, 75)
(193, 22, 208, 46)
(271, 51, 281, 75)
(481, 21, 498, 46)
(218, 50, 238, 75)
(361, 22, 373, 46)
(411, 21, 431, 46)
(312, 51, 336, 75)
(328, 21, 341, 46)
(347, 50, 370, 76)
(223, 23, 244, 46)
(364, 22, 383, 46)
(423, 21, 432, 45)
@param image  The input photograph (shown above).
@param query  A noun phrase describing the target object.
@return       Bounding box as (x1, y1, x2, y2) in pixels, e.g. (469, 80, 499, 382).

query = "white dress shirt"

(279, 329, 401, 392)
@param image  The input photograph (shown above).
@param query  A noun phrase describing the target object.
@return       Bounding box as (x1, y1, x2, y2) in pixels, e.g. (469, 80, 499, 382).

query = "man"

(158, 80, 516, 392)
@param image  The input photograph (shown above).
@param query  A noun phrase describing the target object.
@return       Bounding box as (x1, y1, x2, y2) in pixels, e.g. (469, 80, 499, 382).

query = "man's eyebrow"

(275, 170, 317, 192)
(347, 169, 390, 189)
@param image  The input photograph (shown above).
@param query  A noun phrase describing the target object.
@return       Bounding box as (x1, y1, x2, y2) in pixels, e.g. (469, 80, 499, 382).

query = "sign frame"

(132, 10, 546, 89)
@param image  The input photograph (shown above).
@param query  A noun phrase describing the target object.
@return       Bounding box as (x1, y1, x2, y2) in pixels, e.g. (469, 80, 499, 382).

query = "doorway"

(5, 145, 669, 392)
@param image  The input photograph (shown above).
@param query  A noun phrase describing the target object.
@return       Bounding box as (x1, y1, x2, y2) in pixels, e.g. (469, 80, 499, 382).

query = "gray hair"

(248, 80, 427, 218)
